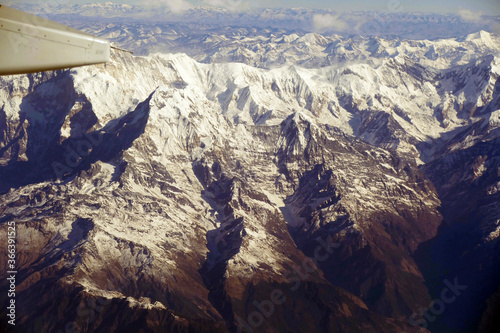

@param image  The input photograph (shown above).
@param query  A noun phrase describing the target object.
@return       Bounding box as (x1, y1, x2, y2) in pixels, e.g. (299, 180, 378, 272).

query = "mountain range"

(0, 3, 500, 333)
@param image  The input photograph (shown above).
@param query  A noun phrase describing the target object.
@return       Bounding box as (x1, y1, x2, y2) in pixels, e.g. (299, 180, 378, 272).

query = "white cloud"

(202, 0, 251, 12)
(313, 13, 348, 32)
(493, 21, 500, 34)
(457, 7, 500, 34)
(142, 0, 193, 14)
(457, 8, 484, 23)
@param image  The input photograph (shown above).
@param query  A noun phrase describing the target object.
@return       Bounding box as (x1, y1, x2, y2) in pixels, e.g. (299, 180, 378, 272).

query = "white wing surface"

(0, 4, 110, 75)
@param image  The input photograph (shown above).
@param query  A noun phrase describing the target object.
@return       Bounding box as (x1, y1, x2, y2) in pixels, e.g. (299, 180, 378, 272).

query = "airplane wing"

(0, 4, 110, 75)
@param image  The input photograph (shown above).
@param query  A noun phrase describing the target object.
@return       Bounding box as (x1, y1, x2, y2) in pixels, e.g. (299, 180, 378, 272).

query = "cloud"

(142, 0, 193, 14)
(457, 7, 500, 34)
(488, 19, 500, 35)
(457, 8, 484, 24)
(202, 0, 251, 12)
(313, 13, 348, 32)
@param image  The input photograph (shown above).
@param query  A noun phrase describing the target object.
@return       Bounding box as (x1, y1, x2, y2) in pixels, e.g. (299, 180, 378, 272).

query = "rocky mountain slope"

(0, 51, 438, 332)
(0, 12, 499, 332)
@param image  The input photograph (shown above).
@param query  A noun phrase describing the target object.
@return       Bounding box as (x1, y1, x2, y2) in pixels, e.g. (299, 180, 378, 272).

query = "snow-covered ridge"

(0, 48, 443, 327)
(197, 48, 496, 160)
(1, 44, 499, 162)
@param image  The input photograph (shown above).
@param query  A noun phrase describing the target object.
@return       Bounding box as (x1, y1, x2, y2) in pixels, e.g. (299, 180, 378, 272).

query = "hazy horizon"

(10, 0, 500, 15)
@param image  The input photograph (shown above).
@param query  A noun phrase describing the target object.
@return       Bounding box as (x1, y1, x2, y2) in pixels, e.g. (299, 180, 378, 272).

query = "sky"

(17, 0, 500, 15)
(193, 0, 500, 15)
